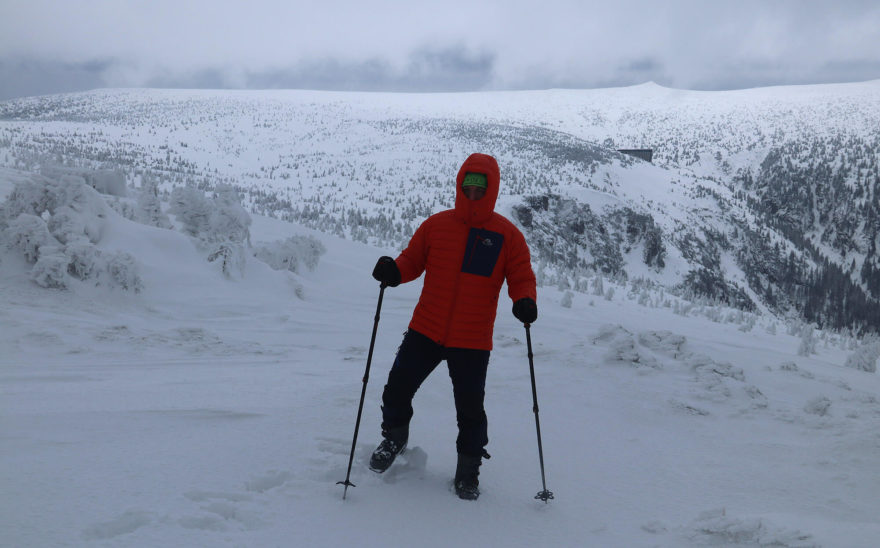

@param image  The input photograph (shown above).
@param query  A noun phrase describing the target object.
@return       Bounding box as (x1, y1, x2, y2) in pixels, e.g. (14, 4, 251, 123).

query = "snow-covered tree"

(136, 174, 172, 229)
(252, 235, 326, 274)
(41, 166, 128, 197)
(592, 275, 604, 297)
(0, 172, 144, 293)
(169, 184, 252, 278)
(65, 239, 101, 280)
(207, 243, 246, 279)
(30, 250, 69, 289)
(169, 186, 212, 238)
(209, 184, 251, 245)
(797, 325, 817, 356)
(5, 213, 57, 263)
(1, 174, 108, 238)
(170, 184, 251, 245)
(561, 290, 574, 308)
(102, 251, 143, 292)
(844, 336, 880, 373)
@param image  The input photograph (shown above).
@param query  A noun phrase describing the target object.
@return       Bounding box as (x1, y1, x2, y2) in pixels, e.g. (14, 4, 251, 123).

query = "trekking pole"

(338, 283, 386, 500)
(524, 323, 554, 503)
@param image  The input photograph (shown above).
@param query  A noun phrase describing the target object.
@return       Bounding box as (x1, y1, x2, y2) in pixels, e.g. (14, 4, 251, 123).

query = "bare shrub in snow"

(778, 360, 815, 379)
(608, 335, 647, 365)
(593, 324, 659, 368)
(638, 330, 687, 358)
(101, 251, 143, 293)
(65, 239, 101, 280)
(593, 324, 631, 344)
(743, 384, 768, 408)
(5, 213, 56, 262)
(30, 250, 69, 289)
(604, 287, 615, 301)
(688, 508, 816, 546)
(804, 396, 831, 416)
(844, 336, 880, 373)
(252, 235, 326, 274)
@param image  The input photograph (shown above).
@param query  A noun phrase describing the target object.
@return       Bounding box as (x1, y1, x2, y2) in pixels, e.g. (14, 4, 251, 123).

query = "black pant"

(381, 329, 490, 457)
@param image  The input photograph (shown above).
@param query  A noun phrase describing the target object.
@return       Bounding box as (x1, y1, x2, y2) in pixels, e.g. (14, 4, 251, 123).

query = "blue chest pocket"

(461, 228, 504, 277)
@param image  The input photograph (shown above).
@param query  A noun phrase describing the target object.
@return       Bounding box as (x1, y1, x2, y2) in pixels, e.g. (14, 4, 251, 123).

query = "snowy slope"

(3, 81, 879, 333)
(2, 170, 879, 547)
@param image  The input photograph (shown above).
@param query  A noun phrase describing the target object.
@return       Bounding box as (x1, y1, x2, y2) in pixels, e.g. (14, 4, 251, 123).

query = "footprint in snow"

(82, 510, 153, 540)
(379, 446, 428, 483)
(686, 508, 817, 547)
(245, 470, 293, 493)
(184, 490, 253, 503)
(178, 499, 267, 532)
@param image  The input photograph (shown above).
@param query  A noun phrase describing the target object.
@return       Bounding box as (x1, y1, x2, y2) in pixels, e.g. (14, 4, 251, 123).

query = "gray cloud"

(1, 0, 879, 100)
(0, 45, 497, 99)
(244, 46, 495, 92)
(0, 57, 112, 99)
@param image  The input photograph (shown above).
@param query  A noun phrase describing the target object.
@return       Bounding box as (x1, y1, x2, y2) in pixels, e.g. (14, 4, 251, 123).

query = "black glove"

(372, 256, 401, 287)
(512, 297, 538, 324)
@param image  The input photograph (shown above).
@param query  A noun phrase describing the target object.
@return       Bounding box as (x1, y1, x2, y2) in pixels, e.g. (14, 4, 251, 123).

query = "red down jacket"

(394, 153, 537, 351)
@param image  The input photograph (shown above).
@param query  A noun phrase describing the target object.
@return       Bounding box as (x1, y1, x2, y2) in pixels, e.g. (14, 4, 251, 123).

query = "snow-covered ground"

(2, 174, 879, 547)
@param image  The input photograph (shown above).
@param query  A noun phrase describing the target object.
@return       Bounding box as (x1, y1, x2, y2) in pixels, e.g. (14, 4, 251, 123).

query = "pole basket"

(337, 480, 356, 499)
(535, 490, 555, 502)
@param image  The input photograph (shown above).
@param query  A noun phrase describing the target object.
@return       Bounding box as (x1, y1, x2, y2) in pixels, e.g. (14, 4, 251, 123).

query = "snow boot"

(453, 453, 484, 500)
(369, 427, 407, 473)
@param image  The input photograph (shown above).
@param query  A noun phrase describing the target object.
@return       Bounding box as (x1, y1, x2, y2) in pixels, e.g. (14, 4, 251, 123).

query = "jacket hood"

(454, 153, 500, 226)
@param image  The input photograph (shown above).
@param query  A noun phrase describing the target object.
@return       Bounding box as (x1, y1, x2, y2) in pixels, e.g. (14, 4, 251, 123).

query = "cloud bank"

(1, 0, 879, 99)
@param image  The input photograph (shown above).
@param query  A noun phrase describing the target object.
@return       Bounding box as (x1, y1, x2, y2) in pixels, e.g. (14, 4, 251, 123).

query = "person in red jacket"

(369, 153, 538, 500)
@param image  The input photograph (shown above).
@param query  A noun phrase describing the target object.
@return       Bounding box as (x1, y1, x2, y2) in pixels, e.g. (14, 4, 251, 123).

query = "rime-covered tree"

(137, 174, 172, 229)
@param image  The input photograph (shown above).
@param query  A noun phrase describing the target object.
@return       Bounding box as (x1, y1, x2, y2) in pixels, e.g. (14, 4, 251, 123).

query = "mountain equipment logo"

(482, 238, 493, 247)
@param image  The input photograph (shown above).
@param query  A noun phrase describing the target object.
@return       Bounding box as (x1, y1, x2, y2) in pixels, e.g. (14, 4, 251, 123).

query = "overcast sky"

(1, 0, 879, 100)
